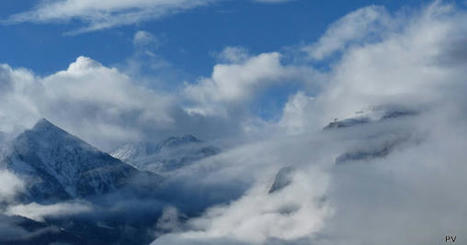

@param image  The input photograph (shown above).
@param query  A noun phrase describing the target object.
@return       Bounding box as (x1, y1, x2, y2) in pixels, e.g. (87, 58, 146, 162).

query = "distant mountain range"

(0, 119, 149, 203)
(0, 105, 420, 244)
(0, 119, 220, 244)
(323, 106, 420, 164)
(111, 135, 220, 175)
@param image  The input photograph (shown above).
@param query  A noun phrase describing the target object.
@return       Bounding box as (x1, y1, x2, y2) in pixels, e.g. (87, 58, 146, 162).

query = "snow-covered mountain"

(111, 135, 220, 174)
(323, 106, 420, 164)
(324, 106, 418, 130)
(269, 166, 295, 194)
(0, 119, 144, 202)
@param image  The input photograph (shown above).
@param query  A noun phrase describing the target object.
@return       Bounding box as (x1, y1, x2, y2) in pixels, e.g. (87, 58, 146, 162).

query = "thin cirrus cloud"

(302, 5, 392, 61)
(4, 0, 293, 34)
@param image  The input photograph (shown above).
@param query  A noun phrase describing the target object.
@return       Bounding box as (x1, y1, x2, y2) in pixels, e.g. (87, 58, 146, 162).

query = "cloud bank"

(0, 56, 178, 150)
(149, 2, 467, 244)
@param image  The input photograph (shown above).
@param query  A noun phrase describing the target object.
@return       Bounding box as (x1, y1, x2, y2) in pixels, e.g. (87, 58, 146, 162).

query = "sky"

(2, 1, 467, 245)
(0, 0, 426, 77)
(0, 0, 450, 149)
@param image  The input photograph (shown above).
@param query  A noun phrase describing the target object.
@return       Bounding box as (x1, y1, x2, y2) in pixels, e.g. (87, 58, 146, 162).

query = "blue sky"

(1, 0, 429, 77)
(0, 0, 436, 124)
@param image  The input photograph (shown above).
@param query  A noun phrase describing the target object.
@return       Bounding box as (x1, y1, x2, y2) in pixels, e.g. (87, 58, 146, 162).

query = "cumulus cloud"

(0, 65, 39, 133)
(186, 52, 284, 104)
(279, 91, 315, 134)
(0, 56, 176, 149)
(1, 50, 310, 151)
(184, 51, 313, 117)
(0, 54, 302, 150)
(0, 52, 305, 150)
(296, 1, 465, 127)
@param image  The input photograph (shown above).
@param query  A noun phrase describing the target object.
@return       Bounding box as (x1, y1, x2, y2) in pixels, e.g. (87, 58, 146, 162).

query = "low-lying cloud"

(6, 201, 93, 222)
(151, 2, 467, 244)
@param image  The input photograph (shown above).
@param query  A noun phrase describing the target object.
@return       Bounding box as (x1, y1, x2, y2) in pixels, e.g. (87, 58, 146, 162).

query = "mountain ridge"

(112, 134, 220, 174)
(0, 119, 144, 202)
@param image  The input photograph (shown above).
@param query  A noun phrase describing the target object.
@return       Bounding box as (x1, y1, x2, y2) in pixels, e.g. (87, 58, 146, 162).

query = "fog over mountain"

(0, 1, 467, 245)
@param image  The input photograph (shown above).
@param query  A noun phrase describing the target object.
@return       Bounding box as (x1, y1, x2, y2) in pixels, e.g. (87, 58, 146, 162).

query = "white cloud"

(303, 5, 391, 61)
(134, 30, 159, 48)
(0, 53, 300, 150)
(5, 0, 293, 34)
(0, 56, 177, 149)
(6, 201, 92, 222)
(216, 46, 250, 64)
(170, 168, 329, 244)
(151, 131, 335, 244)
(279, 91, 314, 134)
(188, 52, 284, 102)
(152, 2, 467, 245)
(0, 65, 40, 133)
(0, 171, 24, 203)
(184, 51, 308, 117)
(6, 0, 216, 34)
(309, 2, 462, 126)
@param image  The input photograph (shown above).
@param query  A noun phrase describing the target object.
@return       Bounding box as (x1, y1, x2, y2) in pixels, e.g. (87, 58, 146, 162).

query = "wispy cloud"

(6, 201, 93, 222)
(302, 5, 391, 61)
(5, 0, 217, 34)
(4, 0, 293, 34)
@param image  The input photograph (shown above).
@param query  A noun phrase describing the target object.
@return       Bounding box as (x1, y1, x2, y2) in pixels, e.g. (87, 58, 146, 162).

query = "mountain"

(0, 214, 86, 245)
(324, 106, 420, 164)
(269, 166, 295, 194)
(335, 134, 411, 164)
(324, 106, 418, 130)
(112, 135, 220, 174)
(0, 119, 143, 202)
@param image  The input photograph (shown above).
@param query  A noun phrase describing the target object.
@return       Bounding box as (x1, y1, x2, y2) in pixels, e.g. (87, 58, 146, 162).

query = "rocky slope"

(112, 135, 220, 174)
(0, 119, 143, 202)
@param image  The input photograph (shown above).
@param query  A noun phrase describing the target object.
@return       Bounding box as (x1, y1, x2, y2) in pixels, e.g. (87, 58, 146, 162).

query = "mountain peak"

(2, 119, 139, 202)
(111, 134, 219, 174)
(33, 118, 52, 127)
(31, 118, 63, 133)
(160, 134, 202, 148)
